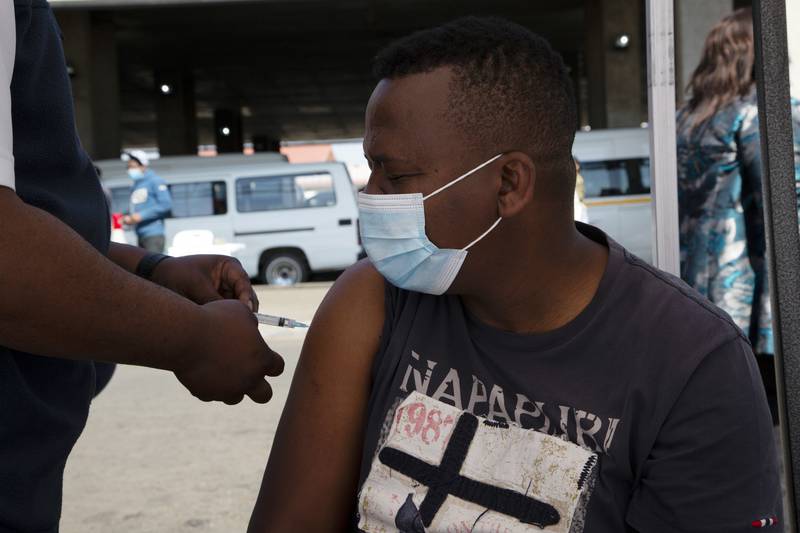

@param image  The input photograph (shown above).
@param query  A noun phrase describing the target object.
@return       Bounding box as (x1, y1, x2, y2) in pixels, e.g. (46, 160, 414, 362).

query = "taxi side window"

(582, 158, 651, 198)
(235, 173, 336, 213)
(170, 181, 227, 218)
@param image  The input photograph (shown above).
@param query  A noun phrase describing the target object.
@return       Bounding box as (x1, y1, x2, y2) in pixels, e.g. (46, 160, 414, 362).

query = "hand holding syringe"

(255, 313, 309, 329)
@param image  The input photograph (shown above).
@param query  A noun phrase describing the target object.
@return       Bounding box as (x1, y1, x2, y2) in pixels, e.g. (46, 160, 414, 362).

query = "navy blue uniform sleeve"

(626, 337, 782, 532)
(136, 176, 172, 222)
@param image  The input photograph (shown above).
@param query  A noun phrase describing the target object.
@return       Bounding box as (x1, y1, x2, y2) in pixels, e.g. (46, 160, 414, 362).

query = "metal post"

(753, 0, 800, 528)
(645, 0, 681, 276)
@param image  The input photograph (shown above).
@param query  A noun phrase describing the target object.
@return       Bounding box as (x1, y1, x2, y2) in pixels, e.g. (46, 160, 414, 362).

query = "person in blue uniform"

(122, 150, 173, 253)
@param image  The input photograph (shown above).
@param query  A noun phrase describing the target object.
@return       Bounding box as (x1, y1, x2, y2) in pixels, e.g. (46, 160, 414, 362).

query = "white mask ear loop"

(463, 217, 502, 251)
(423, 153, 504, 201)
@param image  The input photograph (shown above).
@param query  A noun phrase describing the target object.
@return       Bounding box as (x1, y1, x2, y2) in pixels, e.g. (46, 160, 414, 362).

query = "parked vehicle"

(573, 128, 652, 263)
(97, 153, 362, 285)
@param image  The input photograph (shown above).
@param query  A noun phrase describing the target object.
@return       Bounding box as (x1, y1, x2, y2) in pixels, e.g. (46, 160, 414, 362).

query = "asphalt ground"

(60, 283, 330, 533)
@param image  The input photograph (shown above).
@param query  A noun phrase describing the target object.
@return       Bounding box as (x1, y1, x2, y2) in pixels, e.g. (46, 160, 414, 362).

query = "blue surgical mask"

(128, 168, 144, 179)
(358, 154, 503, 295)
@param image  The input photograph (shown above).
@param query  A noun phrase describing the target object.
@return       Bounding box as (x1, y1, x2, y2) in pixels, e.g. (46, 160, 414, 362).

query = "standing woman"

(677, 7, 800, 424)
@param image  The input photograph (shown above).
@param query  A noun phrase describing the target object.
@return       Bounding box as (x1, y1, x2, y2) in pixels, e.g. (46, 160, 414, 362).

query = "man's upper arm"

(626, 337, 782, 532)
(0, 1, 16, 191)
(249, 260, 386, 533)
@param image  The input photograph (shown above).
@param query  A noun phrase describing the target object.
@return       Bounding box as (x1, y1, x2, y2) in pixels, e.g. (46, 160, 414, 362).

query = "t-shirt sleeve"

(0, 1, 16, 191)
(626, 336, 782, 532)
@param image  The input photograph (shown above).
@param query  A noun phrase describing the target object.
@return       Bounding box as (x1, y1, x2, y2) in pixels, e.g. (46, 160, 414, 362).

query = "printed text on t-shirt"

(399, 350, 621, 453)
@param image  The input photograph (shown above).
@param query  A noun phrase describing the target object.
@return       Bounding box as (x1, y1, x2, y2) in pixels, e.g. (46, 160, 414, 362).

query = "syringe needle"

(254, 313, 309, 329)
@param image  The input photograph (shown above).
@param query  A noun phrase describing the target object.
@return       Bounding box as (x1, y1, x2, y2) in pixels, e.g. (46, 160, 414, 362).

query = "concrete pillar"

(214, 109, 243, 154)
(674, 0, 733, 103)
(584, 0, 646, 129)
(90, 16, 121, 160)
(56, 12, 121, 160)
(155, 71, 198, 156)
(584, 1, 607, 129)
(57, 12, 92, 152)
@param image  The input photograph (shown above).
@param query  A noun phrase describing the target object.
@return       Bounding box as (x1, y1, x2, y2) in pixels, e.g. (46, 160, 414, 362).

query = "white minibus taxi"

(97, 153, 362, 285)
(573, 128, 653, 263)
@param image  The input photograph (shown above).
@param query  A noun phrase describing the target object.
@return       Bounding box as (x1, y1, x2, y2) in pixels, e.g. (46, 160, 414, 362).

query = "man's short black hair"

(374, 16, 578, 193)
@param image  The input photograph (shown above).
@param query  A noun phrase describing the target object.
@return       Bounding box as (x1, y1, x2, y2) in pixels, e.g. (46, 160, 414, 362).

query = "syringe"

(254, 313, 309, 329)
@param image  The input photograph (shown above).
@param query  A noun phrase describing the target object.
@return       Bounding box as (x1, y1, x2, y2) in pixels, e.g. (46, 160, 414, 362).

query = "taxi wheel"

(260, 252, 309, 286)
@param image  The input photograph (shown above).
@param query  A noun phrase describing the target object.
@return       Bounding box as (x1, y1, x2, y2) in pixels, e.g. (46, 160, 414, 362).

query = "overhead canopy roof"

(55, 0, 585, 145)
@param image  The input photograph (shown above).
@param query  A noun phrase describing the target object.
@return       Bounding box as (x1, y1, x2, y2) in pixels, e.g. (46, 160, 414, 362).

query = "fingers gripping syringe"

(254, 313, 309, 329)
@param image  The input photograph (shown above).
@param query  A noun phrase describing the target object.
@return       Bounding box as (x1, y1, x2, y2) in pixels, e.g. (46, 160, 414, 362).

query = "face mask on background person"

(358, 153, 503, 295)
(128, 168, 144, 179)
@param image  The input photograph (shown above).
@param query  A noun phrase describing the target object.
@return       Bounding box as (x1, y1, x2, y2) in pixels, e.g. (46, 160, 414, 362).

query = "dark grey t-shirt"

(357, 225, 781, 532)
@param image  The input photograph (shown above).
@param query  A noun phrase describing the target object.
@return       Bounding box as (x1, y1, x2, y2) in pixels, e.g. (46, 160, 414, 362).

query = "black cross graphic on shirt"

(379, 412, 560, 528)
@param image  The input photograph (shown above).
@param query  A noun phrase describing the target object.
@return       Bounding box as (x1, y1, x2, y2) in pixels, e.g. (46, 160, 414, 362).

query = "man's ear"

(497, 151, 535, 218)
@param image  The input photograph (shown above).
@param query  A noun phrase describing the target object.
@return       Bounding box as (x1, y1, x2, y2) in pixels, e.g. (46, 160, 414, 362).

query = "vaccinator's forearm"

(0, 188, 200, 370)
(108, 242, 149, 273)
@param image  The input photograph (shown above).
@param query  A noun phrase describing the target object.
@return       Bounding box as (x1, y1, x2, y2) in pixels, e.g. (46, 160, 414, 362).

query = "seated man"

(249, 17, 781, 533)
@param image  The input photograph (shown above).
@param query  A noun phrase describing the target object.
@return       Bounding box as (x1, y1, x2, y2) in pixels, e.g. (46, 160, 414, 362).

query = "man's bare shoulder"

(307, 259, 386, 351)
(325, 259, 385, 310)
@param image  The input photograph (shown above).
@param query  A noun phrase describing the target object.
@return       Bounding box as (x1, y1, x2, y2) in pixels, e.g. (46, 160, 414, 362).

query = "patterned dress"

(677, 90, 800, 355)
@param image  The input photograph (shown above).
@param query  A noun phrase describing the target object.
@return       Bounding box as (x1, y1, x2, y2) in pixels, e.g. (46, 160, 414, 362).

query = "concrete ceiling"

(58, 0, 586, 146)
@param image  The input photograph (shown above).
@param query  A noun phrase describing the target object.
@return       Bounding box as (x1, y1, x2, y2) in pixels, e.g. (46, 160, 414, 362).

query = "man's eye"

(387, 173, 421, 181)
